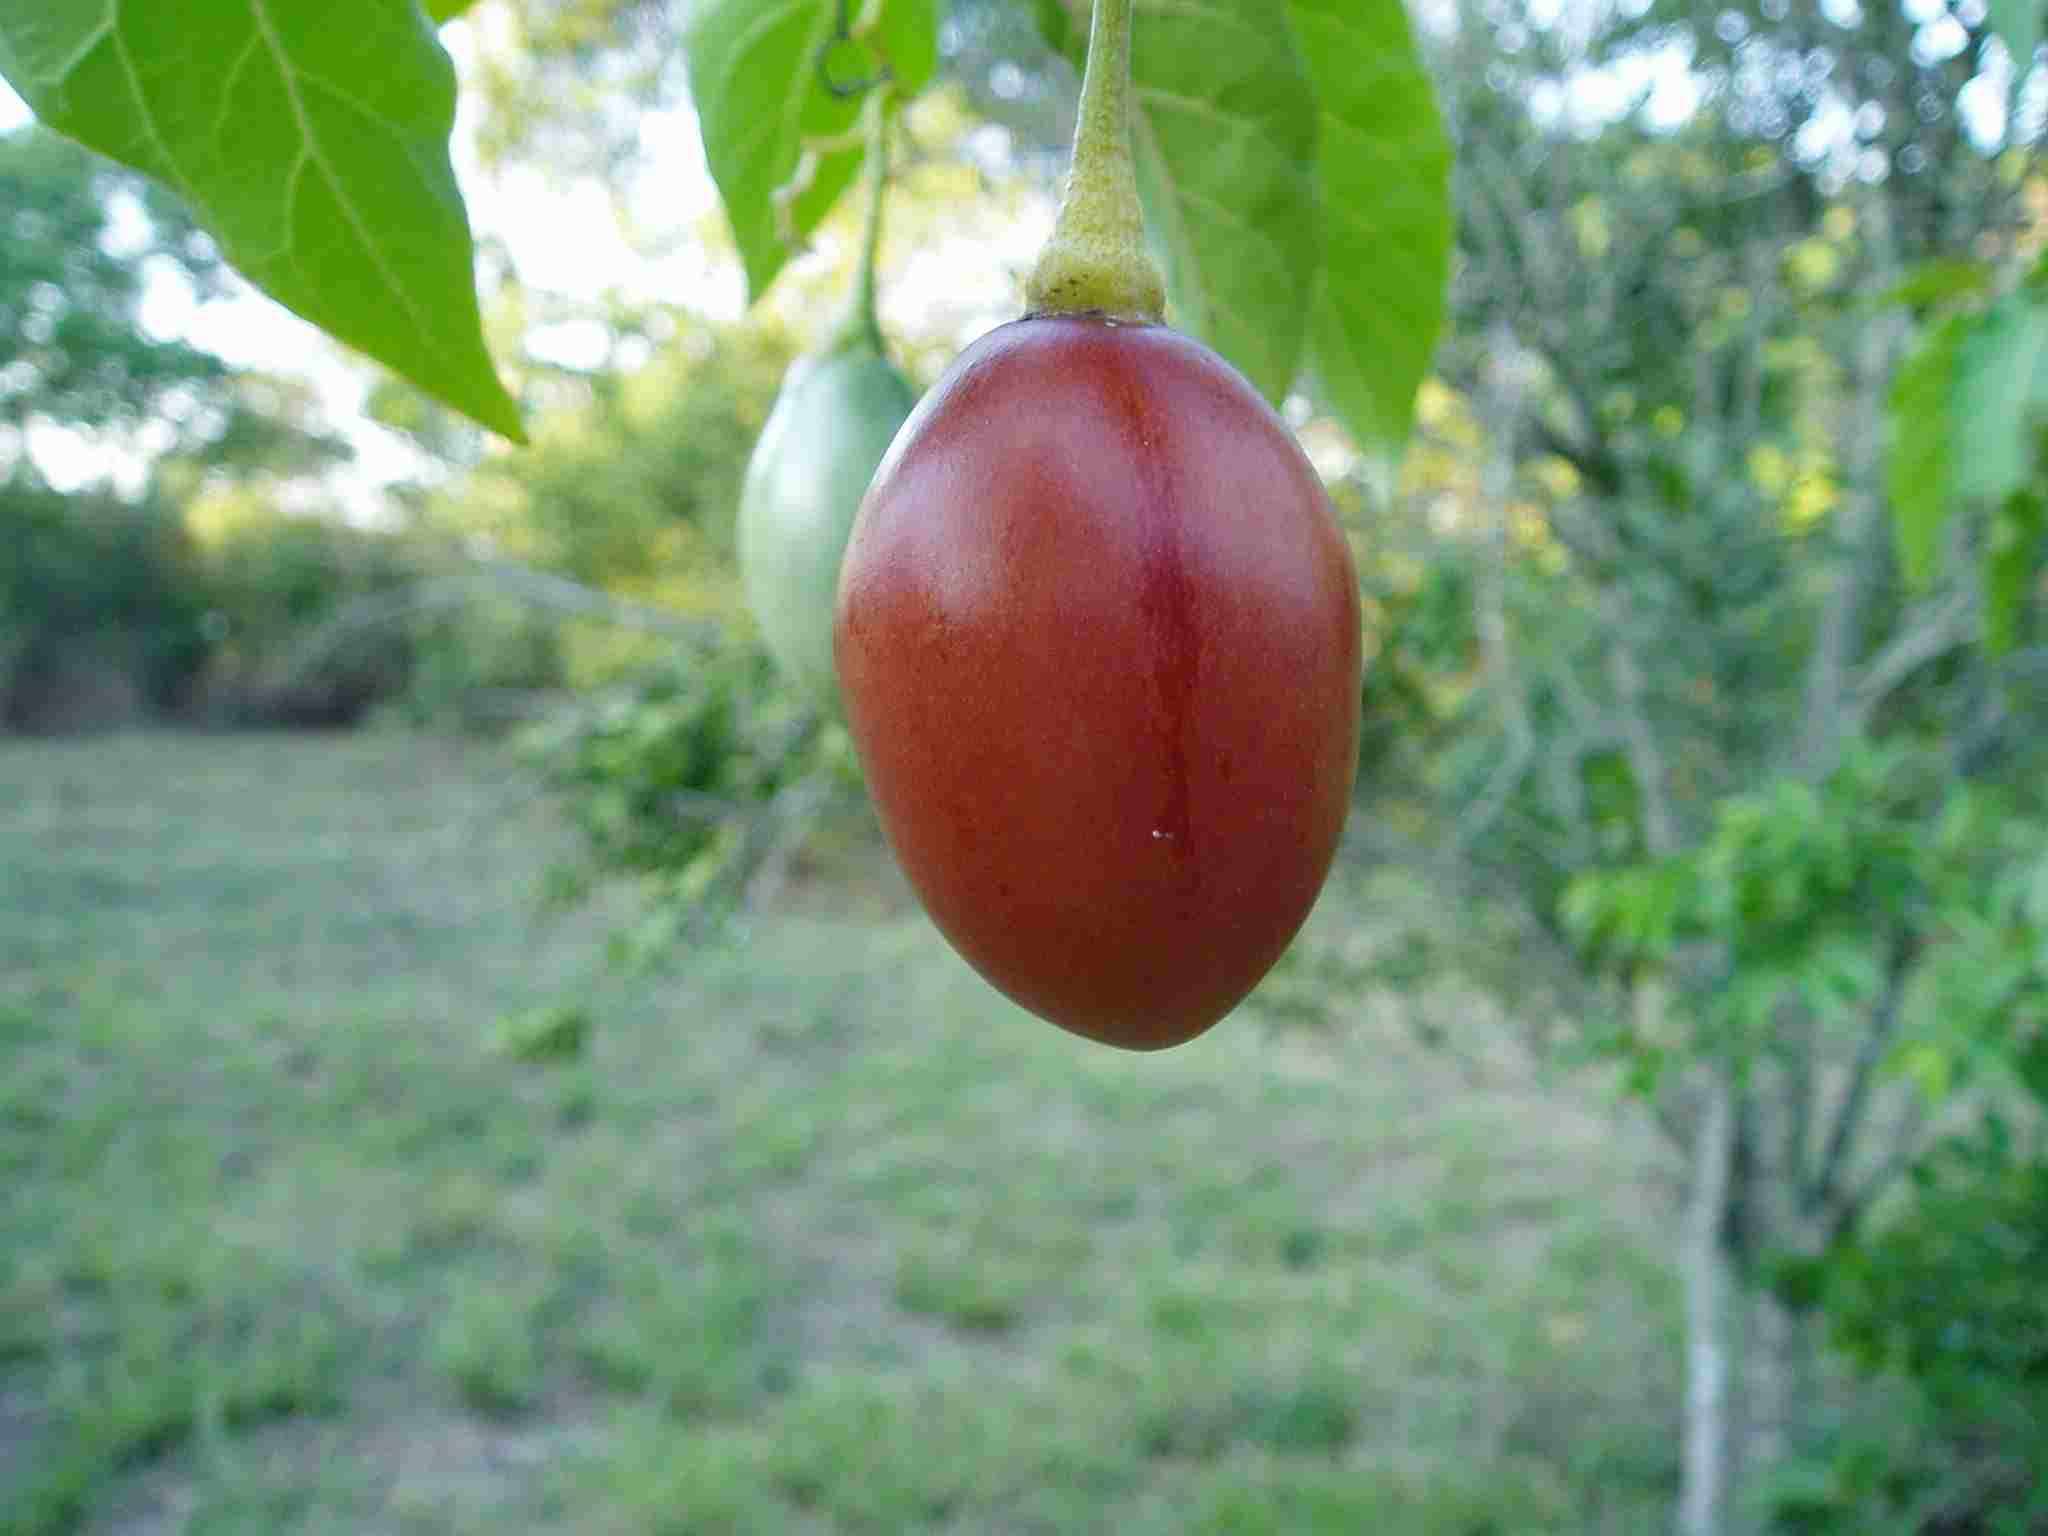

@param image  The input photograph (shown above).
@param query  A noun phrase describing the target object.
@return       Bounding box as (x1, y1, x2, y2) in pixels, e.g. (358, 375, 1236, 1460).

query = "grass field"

(3, 731, 1682, 1534)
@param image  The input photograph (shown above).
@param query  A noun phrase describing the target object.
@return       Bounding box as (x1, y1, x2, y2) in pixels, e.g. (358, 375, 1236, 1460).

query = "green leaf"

(424, 0, 482, 20)
(1288, 0, 1452, 465)
(1800, 934, 1883, 1015)
(1953, 295, 2048, 504)
(686, 0, 938, 304)
(1891, 1039, 1954, 1102)
(1032, 2, 1443, 422)
(1557, 874, 1610, 950)
(1888, 312, 1967, 588)
(1984, 489, 2044, 654)
(2021, 852, 2048, 929)
(1988, 0, 2042, 73)
(1033, 0, 1077, 59)
(1127, 0, 1321, 403)
(0, 0, 524, 441)
(1879, 258, 1992, 314)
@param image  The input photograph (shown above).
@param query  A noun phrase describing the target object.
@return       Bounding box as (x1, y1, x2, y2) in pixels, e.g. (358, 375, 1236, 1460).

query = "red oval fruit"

(834, 314, 1361, 1050)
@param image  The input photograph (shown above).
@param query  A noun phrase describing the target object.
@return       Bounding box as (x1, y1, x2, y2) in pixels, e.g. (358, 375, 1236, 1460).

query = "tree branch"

(1843, 593, 1976, 736)
(1607, 623, 1680, 857)
(1780, 997, 1817, 1238)
(1826, 1093, 1930, 1246)
(1465, 335, 1539, 841)
(1808, 928, 1922, 1218)
(1459, 137, 1627, 498)
(1679, 1071, 1736, 1536)
(268, 557, 720, 691)
(1528, 416, 1624, 499)
(1795, 213, 1905, 777)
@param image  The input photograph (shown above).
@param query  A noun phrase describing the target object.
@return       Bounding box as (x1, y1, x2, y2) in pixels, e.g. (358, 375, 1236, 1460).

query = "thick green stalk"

(829, 85, 893, 355)
(1023, 0, 1165, 322)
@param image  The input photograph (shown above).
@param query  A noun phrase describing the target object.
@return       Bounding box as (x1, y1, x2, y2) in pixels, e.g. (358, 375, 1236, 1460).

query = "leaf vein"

(212, 35, 266, 150)
(31, 7, 115, 89)
(1137, 83, 1267, 140)
(713, 0, 816, 164)
(245, 0, 462, 379)
(1138, 0, 1269, 44)
(1168, 181, 1294, 269)
(107, 12, 193, 198)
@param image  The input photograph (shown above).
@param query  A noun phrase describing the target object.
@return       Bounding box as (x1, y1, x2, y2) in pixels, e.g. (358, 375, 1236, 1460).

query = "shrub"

(187, 499, 423, 727)
(0, 480, 209, 731)
(1787, 1122, 2048, 1534)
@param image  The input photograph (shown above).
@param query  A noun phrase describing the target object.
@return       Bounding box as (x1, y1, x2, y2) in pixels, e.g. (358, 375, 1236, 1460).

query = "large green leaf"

(1952, 293, 2048, 507)
(1888, 312, 1967, 589)
(425, 0, 483, 19)
(1952, 291, 2048, 647)
(1037, 1, 1443, 420)
(686, 0, 938, 304)
(1126, 0, 1320, 404)
(1288, 0, 1451, 468)
(1892, 295, 2048, 637)
(0, 0, 523, 441)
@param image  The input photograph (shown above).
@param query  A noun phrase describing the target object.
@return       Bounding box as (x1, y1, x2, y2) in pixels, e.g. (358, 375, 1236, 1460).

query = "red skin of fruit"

(835, 314, 1361, 1051)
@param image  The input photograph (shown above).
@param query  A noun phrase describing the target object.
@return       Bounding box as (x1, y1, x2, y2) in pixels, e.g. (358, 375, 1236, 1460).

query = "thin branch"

(1809, 929, 1922, 1217)
(1733, 239, 1775, 448)
(1537, 670, 1619, 871)
(1780, 996, 1817, 1237)
(466, 558, 721, 642)
(1827, 1093, 1930, 1246)
(744, 777, 838, 913)
(1607, 624, 1680, 857)
(702, 775, 827, 928)
(661, 788, 755, 822)
(1458, 136, 1628, 497)
(1795, 217, 1905, 777)
(1465, 335, 1539, 841)
(1532, 491, 1623, 574)
(264, 559, 718, 714)
(1726, 1078, 1763, 1267)
(1843, 593, 1976, 736)
(1527, 416, 1624, 499)
(270, 557, 718, 691)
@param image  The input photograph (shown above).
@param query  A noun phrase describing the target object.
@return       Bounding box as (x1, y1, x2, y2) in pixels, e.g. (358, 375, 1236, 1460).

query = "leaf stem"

(1023, 0, 1164, 322)
(830, 85, 893, 354)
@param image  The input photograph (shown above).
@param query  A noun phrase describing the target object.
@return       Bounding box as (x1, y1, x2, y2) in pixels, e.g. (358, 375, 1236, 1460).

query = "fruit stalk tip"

(1023, 0, 1165, 324)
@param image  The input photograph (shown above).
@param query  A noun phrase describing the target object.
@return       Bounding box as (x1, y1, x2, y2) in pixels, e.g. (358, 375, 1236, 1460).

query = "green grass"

(0, 730, 1682, 1533)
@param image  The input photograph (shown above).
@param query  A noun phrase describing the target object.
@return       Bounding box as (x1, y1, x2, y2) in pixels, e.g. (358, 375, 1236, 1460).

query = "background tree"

(0, 130, 228, 443)
(0, 129, 361, 727)
(1353, 0, 2045, 1527)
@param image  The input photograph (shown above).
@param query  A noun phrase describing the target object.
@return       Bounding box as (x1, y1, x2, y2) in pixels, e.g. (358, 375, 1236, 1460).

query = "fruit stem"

(829, 84, 893, 356)
(1023, 0, 1165, 323)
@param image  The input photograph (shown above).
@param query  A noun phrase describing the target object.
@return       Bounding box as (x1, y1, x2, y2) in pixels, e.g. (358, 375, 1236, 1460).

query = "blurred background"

(5, 0, 2047, 1532)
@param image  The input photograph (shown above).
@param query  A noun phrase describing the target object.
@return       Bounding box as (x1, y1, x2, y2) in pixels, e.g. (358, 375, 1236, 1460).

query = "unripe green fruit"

(739, 339, 917, 703)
